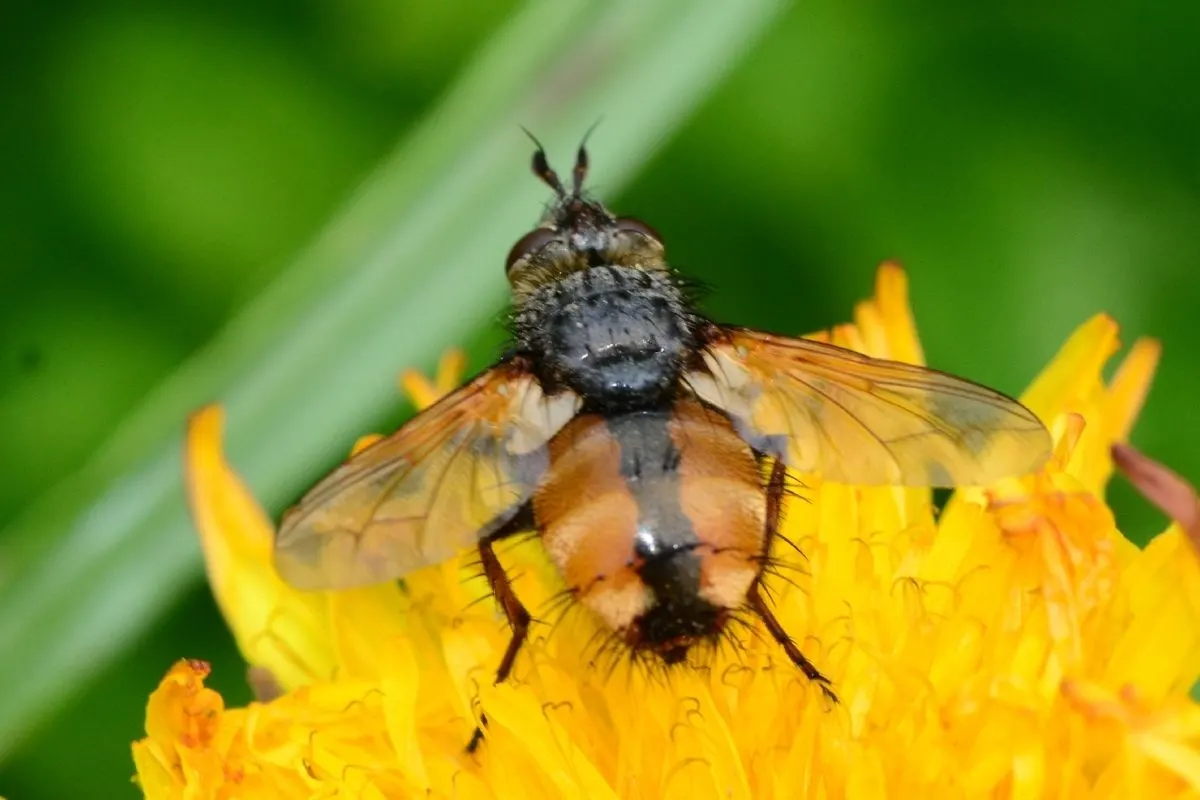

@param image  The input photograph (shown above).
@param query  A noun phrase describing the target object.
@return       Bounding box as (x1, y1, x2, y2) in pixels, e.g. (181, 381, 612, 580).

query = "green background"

(2, 1, 1198, 797)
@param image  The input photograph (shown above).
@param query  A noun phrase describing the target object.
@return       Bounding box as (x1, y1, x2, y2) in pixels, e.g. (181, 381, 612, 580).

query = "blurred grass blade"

(0, 0, 784, 756)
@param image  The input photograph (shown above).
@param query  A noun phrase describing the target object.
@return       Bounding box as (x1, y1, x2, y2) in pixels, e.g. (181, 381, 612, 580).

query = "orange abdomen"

(533, 400, 767, 634)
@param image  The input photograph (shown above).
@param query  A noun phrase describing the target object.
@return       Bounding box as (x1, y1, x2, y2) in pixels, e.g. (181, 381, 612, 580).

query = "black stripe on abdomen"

(606, 410, 721, 656)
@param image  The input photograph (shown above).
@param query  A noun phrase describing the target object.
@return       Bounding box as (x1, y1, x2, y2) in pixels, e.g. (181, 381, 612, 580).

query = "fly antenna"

(521, 127, 565, 197)
(572, 118, 603, 197)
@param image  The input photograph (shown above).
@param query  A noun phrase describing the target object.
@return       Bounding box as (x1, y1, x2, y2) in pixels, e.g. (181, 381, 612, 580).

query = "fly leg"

(747, 457, 838, 703)
(466, 506, 534, 753)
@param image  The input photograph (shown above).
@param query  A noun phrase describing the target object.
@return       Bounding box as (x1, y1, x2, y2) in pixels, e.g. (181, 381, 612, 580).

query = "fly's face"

(503, 141, 667, 301)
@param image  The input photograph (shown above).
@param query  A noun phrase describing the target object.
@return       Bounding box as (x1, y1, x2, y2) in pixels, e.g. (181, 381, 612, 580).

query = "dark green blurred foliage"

(2, 2, 1198, 797)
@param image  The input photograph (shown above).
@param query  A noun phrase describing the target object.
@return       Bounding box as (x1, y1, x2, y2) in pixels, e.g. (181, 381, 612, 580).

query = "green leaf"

(0, 0, 784, 757)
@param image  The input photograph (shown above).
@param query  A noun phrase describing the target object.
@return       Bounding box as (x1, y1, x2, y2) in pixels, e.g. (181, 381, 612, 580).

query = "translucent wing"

(275, 360, 580, 590)
(686, 328, 1051, 486)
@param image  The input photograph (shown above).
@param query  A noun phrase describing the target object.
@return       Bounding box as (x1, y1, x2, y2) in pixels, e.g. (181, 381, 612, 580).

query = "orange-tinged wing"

(274, 360, 580, 590)
(687, 328, 1051, 487)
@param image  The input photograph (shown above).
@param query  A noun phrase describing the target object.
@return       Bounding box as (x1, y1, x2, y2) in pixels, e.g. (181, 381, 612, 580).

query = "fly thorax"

(514, 266, 693, 409)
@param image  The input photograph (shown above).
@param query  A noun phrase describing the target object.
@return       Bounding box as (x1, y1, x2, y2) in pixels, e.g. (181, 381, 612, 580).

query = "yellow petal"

(1069, 337, 1161, 494)
(853, 261, 926, 365)
(1106, 527, 1200, 695)
(187, 406, 413, 694)
(400, 348, 467, 411)
(185, 407, 339, 688)
(325, 582, 410, 680)
(829, 322, 867, 353)
(1063, 680, 1200, 793)
(350, 433, 384, 456)
(132, 659, 230, 798)
(1020, 313, 1120, 424)
(378, 634, 430, 789)
(1139, 734, 1200, 792)
(1106, 337, 1162, 443)
(482, 682, 619, 800)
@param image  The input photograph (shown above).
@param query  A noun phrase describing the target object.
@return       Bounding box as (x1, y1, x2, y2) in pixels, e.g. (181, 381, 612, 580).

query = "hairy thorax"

(512, 266, 694, 411)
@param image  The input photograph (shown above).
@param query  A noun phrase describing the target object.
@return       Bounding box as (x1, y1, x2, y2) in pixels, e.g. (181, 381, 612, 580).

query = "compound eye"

(616, 216, 663, 244)
(504, 228, 557, 273)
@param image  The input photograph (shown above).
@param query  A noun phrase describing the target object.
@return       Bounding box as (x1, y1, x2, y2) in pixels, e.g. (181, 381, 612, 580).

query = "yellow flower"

(133, 264, 1200, 798)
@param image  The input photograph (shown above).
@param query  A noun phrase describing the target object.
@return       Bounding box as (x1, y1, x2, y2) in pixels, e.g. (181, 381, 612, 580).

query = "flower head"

(134, 264, 1200, 798)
